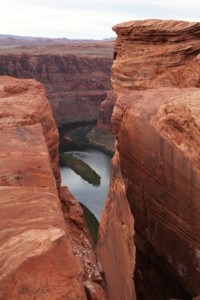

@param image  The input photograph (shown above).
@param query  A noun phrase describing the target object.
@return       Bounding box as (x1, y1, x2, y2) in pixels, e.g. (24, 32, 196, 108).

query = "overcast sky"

(0, 0, 200, 39)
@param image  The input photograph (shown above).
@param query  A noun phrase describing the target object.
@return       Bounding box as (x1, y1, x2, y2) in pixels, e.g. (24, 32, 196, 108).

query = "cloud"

(0, 0, 199, 38)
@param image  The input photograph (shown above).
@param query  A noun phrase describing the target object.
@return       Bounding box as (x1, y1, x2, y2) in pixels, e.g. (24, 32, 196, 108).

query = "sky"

(0, 0, 200, 39)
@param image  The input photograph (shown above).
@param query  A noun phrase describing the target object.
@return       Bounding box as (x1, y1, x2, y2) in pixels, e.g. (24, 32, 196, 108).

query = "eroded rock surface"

(0, 52, 112, 126)
(99, 19, 200, 300)
(0, 76, 106, 299)
(0, 76, 60, 187)
(113, 88, 200, 299)
(60, 186, 106, 300)
(94, 90, 116, 154)
(97, 90, 116, 133)
(112, 19, 200, 92)
(97, 150, 136, 300)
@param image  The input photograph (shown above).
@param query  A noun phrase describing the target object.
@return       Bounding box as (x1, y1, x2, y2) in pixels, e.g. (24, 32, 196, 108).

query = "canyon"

(0, 18, 200, 300)
(0, 76, 106, 299)
(0, 42, 113, 127)
(0, 41, 116, 153)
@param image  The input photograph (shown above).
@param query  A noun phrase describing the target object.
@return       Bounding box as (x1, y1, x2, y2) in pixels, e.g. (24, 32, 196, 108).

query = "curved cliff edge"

(0, 76, 106, 299)
(98, 20, 200, 300)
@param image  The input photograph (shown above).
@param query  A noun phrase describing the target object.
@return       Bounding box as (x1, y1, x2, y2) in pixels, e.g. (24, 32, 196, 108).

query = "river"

(60, 148, 111, 221)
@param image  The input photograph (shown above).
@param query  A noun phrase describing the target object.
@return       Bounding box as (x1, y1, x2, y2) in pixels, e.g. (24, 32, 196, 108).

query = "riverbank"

(60, 148, 111, 221)
(59, 121, 115, 156)
(60, 152, 101, 186)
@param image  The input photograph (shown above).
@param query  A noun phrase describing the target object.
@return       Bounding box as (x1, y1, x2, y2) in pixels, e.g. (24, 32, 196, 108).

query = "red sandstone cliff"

(99, 19, 200, 300)
(97, 90, 116, 133)
(0, 76, 106, 299)
(97, 150, 136, 300)
(0, 50, 112, 126)
(0, 75, 60, 187)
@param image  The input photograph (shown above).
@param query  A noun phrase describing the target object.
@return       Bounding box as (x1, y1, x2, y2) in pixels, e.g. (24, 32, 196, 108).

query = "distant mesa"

(0, 33, 115, 47)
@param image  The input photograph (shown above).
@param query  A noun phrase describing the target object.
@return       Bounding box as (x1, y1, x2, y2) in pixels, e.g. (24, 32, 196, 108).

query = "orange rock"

(112, 19, 200, 92)
(60, 186, 107, 300)
(0, 75, 60, 188)
(0, 76, 88, 299)
(114, 87, 200, 299)
(102, 19, 200, 299)
(97, 150, 137, 300)
(97, 90, 116, 133)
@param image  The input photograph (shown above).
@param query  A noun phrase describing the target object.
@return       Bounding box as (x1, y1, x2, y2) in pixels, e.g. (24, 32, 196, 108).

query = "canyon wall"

(0, 52, 112, 126)
(97, 90, 116, 133)
(99, 19, 200, 300)
(0, 76, 106, 299)
(98, 150, 137, 300)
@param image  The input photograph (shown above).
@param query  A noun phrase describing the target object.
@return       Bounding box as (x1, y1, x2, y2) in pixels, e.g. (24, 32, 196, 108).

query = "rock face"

(0, 75, 60, 188)
(97, 90, 116, 133)
(0, 76, 106, 299)
(112, 20, 200, 91)
(112, 88, 200, 299)
(97, 150, 136, 300)
(60, 187, 106, 300)
(0, 53, 112, 126)
(99, 19, 200, 300)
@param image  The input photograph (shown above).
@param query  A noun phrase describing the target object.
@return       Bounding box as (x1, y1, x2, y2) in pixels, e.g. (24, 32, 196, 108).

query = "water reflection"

(60, 148, 111, 221)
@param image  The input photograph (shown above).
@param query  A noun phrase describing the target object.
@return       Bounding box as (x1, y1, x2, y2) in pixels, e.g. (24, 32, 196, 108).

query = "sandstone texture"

(0, 76, 106, 299)
(97, 90, 116, 133)
(60, 187, 106, 300)
(0, 51, 112, 126)
(91, 90, 116, 154)
(112, 20, 200, 92)
(0, 76, 60, 187)
(97, 150, 136, 300)
(99, 19, 200, 300)
(0, 76, 86, 299)
(112, 88, 200, 299)
(0, 44, 114, 156)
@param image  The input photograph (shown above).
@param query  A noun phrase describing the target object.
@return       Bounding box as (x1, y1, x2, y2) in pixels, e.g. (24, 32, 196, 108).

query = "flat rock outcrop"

(112, 19, 200, 91)
(0, 76, 60, 187)
(99, 19, 200, 300)
(0, 52, 112, 126)
(0, 76, 106, 299)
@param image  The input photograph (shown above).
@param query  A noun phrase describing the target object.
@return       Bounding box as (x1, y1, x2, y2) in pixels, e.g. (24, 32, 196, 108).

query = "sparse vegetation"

(63, 125, 115, 156)
(67, 126, 92, 145)
(60, 152, 101, 186)
(79, 202, 99, 245)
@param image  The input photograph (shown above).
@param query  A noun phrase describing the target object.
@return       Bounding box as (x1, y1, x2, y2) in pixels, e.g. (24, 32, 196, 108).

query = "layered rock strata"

(0, 53, 112, 126)
(0, 76, 106, 299)
(94, 90, 116, 154)
(0, 46, 115, 155)
(112, 20, 200, 91)
(99, 19, 200, 300)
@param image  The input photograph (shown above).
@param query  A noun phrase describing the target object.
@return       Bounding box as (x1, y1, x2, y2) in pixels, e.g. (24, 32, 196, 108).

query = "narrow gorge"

(0, 76, 106, 299)
(0, 44, 113, 127)
(0, 19, 200, 300)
